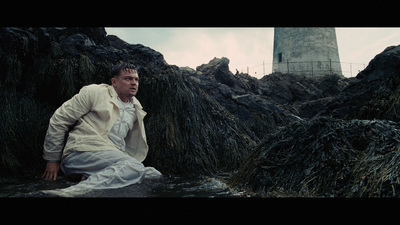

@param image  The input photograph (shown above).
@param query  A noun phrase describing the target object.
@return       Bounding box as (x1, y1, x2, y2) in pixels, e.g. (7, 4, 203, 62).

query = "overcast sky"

(105, 27, 400, 79)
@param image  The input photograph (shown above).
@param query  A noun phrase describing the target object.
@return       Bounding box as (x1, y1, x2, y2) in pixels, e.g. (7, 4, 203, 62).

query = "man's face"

(111, 69, 139, 102)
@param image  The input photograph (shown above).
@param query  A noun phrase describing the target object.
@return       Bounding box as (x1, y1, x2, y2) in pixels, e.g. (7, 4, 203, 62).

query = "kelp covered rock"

(229, 117, 400, 197)
(323, 45, 400, 120)
(139, 69, 256, 175)
(259, 73, 348, 107)
(259, 73, 349, 119)
(0, 27, 261, 176)
(187, 57, 302, 141)
(229, 44, 400, 197)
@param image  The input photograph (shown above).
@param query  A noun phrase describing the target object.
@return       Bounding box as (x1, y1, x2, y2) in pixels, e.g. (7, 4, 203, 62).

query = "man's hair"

(110, 61, 138, 78)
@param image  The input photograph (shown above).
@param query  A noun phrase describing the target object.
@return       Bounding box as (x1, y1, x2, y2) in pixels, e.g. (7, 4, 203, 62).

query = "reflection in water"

(0, 173, 255, 198)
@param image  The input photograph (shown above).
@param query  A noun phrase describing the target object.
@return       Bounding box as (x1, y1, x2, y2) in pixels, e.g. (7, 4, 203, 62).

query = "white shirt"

(107, 96, 137, 152)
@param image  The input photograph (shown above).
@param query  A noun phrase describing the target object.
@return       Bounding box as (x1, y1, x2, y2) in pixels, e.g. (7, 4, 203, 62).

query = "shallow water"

(0, 173, 254, 198)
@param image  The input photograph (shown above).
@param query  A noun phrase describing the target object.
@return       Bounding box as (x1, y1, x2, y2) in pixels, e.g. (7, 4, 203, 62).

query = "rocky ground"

(1, 27, 400, 197)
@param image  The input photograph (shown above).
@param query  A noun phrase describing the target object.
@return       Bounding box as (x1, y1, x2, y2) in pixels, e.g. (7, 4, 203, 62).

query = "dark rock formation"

(259, 72, 349, 118)
(230, 117, 400, 197)
(357, 45, 400, 82)
(259, 73, 348, 106)
(0, 27, 258, 176)
(230, 44, 400, 197)
(187, 57, 301, 141)
(257, 45, 400, 121)
(139, 70, 256, 175)
(322, 45, 400, 121)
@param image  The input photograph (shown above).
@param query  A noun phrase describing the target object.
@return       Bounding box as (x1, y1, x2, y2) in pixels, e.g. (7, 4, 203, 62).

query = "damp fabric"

(42, 150, 162, 197)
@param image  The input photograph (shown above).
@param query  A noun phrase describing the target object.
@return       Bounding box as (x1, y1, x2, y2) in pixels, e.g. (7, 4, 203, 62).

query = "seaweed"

(139, 69, 255, 176)
(0, 86, 53, 175)
(229, 117, 400, 197)
(357, 78, 400, 122)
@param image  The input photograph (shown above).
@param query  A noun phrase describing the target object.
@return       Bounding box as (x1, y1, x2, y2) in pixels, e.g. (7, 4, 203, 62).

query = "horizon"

(105, 27, 400, 79)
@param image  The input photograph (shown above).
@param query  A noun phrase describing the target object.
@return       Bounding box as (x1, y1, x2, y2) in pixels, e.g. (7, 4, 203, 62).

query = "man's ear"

(111, 77, 116, 85)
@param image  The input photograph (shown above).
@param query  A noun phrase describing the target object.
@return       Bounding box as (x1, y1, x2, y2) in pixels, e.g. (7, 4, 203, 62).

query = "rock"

(229, 44, 400, 197)
(257, 44, 400, 121)
(357, 45, 400, 82)
(322, 44, 400, 121)
(138, 70, 256, 175)
(0, 27, 256, 176)
(229, 117, 400, 197)
(196, 57, 235, 87)
(259, 72, 348, 118)
(59, 33, 96, 57)
(44, 27, 108, 46)
(106, 34, 169, 76)
(190, 57, 302, 140)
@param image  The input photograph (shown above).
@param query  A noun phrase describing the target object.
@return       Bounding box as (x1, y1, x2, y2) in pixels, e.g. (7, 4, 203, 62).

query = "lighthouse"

(272, 27, 342, 77)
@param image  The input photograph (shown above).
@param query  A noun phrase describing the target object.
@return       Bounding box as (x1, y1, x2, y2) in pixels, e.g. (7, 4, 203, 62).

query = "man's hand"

(42, 161, 60, 181)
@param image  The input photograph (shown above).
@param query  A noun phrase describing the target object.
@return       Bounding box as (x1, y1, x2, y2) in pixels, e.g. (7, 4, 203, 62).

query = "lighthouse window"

(278, 53, 283, 63)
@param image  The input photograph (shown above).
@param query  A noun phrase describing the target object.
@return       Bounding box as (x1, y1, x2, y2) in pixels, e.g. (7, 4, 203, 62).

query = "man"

(41, 62, 161, 197)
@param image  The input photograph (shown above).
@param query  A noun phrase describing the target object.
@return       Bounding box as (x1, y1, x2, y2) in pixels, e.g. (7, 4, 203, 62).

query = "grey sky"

(105, 27, 400, 78)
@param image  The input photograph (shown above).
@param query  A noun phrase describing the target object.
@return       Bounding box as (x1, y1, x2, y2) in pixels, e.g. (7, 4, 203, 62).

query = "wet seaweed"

(139, 69, 255, 176)
(229, 117, 400, 197)
(357, 78, 400, 122)
(0, 86, 53, 175)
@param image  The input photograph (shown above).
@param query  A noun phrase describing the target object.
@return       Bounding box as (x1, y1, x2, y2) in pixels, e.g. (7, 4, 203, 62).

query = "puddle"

(0, 173, 255, 198)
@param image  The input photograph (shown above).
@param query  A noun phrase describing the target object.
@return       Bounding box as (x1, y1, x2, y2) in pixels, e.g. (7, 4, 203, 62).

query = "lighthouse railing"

(239, 60, 366, 78)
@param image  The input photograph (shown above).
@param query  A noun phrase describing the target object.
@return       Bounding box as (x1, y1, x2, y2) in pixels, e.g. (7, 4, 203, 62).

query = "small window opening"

(278, 53, 283, 63)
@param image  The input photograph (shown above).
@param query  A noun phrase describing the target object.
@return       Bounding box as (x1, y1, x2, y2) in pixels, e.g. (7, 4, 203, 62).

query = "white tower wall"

(272, 27, 342, 76)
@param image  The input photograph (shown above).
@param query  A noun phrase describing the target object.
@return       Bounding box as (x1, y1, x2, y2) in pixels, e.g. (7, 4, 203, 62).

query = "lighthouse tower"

(272, 27, 342, 77)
